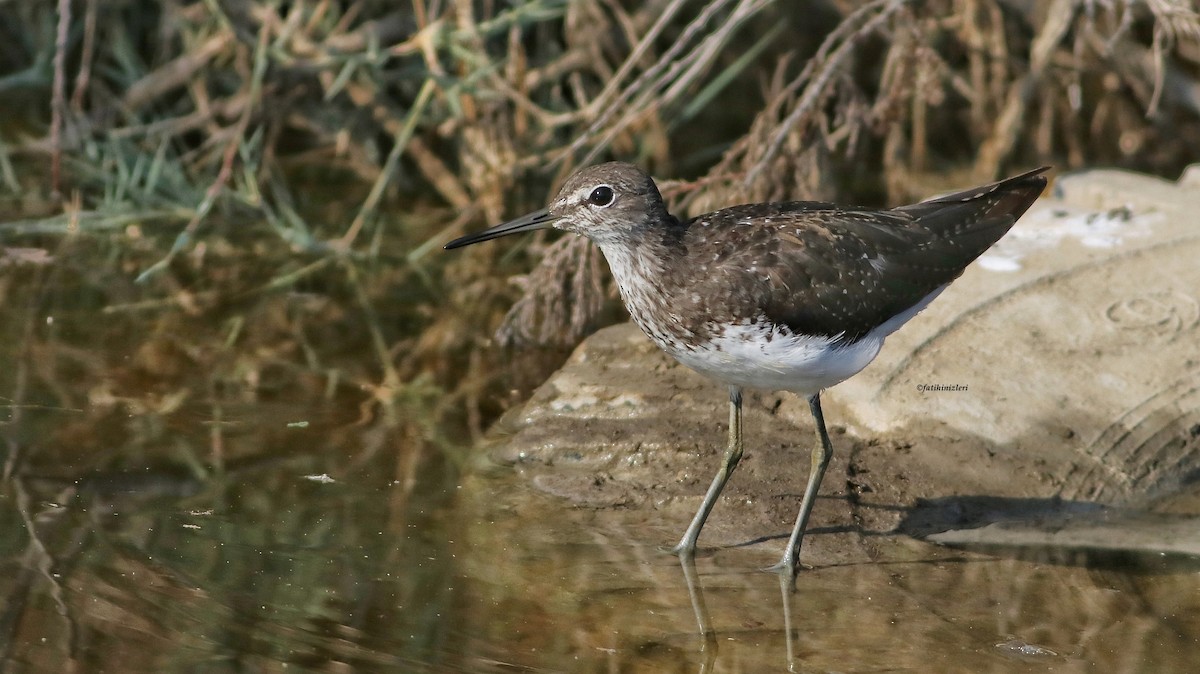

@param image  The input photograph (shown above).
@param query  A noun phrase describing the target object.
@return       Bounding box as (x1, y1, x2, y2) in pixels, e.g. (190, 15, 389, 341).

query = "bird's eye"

(587, 186, 615, 207)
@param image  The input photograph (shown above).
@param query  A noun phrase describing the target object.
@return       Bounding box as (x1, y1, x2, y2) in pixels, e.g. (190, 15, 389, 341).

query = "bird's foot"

(763, 556, 810, 579)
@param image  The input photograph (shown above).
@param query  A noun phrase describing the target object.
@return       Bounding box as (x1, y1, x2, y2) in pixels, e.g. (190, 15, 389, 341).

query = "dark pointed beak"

(444, 209, 558, 249)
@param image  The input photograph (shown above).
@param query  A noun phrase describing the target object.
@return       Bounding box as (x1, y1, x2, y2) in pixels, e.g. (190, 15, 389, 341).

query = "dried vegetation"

(1, 0, 1199, 465)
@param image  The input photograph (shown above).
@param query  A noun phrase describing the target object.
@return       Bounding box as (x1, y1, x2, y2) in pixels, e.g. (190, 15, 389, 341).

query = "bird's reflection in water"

(676, 555, 803, 673)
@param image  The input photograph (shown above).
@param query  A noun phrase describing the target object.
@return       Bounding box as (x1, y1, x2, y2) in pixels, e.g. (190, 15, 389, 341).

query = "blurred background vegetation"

(2, 0, 1200, 471)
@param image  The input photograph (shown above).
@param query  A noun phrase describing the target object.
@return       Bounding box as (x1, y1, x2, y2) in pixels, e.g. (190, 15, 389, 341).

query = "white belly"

(664, 323, 884, 397)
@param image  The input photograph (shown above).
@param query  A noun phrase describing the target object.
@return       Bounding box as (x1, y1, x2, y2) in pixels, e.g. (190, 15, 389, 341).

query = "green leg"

(672, 387, 743, 558)
(770, 392, 833, 577)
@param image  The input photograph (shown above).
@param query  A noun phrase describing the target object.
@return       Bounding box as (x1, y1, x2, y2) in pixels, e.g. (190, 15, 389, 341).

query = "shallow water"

(2, 248, 1200, 673)
(4, 432, 1200, 672)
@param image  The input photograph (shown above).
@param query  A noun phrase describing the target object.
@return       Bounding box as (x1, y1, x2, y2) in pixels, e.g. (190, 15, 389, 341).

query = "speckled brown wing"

(685, 167, 1048, 343)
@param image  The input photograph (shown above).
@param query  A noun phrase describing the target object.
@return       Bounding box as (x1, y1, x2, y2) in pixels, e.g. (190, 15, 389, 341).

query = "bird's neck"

(595, 216, 684, 279)
(594, 226, 685, 325)
(596, 238, 663, 286)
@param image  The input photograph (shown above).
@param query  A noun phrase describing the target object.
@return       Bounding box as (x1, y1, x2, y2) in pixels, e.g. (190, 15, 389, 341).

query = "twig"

(560, 0, 693, 160)
(337, 77, 437, 250)
(134, 16, 271, 284)
(578, 0, 774, 167)
(70, 0, 98, 112)
(973, 0, 1074, 176)
(744, 0, 904, 187)
(50, 0, 71, 196)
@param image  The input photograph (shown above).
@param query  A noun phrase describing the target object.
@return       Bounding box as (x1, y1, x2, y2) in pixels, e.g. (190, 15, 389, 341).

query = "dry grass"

(2, 0, 1200, 454)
